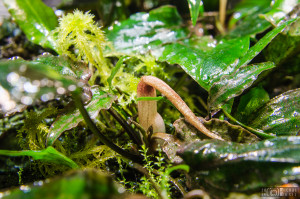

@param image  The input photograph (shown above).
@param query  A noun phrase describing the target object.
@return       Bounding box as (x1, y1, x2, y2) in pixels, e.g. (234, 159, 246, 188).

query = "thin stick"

(108, 107, 143, 146)
(140, 76, 224, 140)
(219, 0, 227, 28)
(72, 91, 143, 163)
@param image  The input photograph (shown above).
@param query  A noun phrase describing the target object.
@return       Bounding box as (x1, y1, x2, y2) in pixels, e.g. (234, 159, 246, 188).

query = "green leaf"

(36, 54, 91, 82)
(105, 5, 188, 54)
(157, 37, 250, 91)
(262, 0, 300, 25)
(107, 56, 127, 89)
(0, 59, 78, 115)
(228, 0, 272, 30)
(237, 18, 297, 67)
(208, 62, 275, 110)
(47, 86, 116, 146)
(264, 19, 300, 66)
(187, 0, 204, 26)
(235, 86, 270, 123)
(1, 169, 122, 199)
(0, 146, 79, 169)
(2, 0, 58, 50)
(247, 88, 300, 136)
(227, 0, 272, 38)
(179, 136, 300, 196)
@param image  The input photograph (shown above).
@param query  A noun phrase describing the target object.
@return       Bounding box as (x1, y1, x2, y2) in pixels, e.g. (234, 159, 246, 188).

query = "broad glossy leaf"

(105, 6, 188, 54)
(157, 37, 250, 91)
(180, 137, 300, 196)
(47, 86, 116, 146)
(0, 169, 123, 199)
(208, 62, 275, 110)
(174, 117, 259, 143)
(248, 88, 300, 136)
(235, 86, 270, 123)
(0, 59, 78, 115)
(0, 146, 79, 169)
(187, 0, 204, 26)
(3, 0, 57, 50)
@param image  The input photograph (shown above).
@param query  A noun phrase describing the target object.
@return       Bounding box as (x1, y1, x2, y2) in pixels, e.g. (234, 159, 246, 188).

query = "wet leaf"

(2, 0, 58, 50)
(264, 19, 300, 67)
(247, 88, 300, 136)
(262, 0, 300, 25)
(0, 169, 123, 199)
(0, 146, 79, 169)
(174, 117, 259, 143)
(227, 0, 272, 38)
(237, 18, 296, 67)
(179, 136, 300, 197)
(235, 86, 270, 123)
(187, 0, 204, 26)
(47, 86, 116, 146)
(105, 5, 188, 54)
(227, 0, 299, 38)
(228, 0, 271, 31)
(0, 59, 78, 115)
(208, 62, 275, 110)
(157, 37, 250, 91)
(36, 54, 91, 82)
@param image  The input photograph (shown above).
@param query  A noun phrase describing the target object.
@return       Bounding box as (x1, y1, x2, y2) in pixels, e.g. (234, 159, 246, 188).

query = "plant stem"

(108, 107, 143, 146)
(72, 92, 143, 163)
(222, 109, 276, 139)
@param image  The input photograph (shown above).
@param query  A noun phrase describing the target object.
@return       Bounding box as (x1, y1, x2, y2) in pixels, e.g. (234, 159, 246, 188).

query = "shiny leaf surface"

(208, 62, 275, 110)
(2, 0, 58, 50)
(248, 88, 300, 136)
(0, 146, 79, 169)
(180, 136, 300, 196)
(0, 59, 78, 115)
(36, 54, 91, 82)
(47, 87, 116, 146)
(105, 5, 188, 54)
(157, 37, 250, 91)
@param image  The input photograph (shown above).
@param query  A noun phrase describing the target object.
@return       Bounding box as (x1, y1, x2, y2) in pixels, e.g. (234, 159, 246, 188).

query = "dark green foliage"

(0, 0, 299, 198)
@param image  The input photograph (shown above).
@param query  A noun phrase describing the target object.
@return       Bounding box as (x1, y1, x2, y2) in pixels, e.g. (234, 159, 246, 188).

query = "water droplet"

(33, 180, 44, 186)
(21, 96, 33, 105)
(19, 64, 27, 73)
(68, 85, 77, 91)
(7, 72, 20, 85)
(57, 87, 66, 95)
(264, 140, 274, 147)
(20, 185, 31, 193)
(24, 81, 39, 93)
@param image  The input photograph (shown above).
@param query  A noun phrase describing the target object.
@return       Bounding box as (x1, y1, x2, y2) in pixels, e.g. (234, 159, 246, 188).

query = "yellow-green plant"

(52, 10, 109, 74)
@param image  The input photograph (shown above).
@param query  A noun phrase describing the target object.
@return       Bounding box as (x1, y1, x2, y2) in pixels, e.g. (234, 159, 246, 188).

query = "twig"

(72, 91, 143, 163)
(108, 107, 143, 146)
